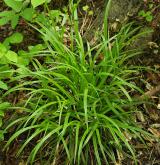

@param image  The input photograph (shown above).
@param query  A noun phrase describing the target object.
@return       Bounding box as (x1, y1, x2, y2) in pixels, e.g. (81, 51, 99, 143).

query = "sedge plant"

(2, 0, 152, 164)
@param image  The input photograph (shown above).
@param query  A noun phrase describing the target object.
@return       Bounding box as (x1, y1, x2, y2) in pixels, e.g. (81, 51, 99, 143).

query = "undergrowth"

(1, 0, 153, 164)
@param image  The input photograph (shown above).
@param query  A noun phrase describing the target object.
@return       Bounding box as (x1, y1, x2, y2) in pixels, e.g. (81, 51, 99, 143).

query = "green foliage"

(21, 7, 34, 21)
(0, 102, 10, 141)
(0, 32, 24, 93)
(0, 0, 59, 29)
(0, 0, 155, 164)
(4, 0, 51, 10)
(138, 10, 153, 22)
(0, 0, 35, 28)
(0, 34, 46, 82)
(82, 5, 93, 15)
(0, 81, 8, 90)
(1, 31, 23, 51)
(3, 32, 23, 48)
(1, 1, 153, 164)
(0, 43, 18, 64)
(31, 0, 46, 8)
(17, 43, 47, 66)
(138, 1, 154, 23)
(0, 42, 18, 92)
(82, 5, 89, 11)
(8, 32, 23, 44)
(0, 0, 51, 149)
(0, 7, 34, 28)
(0, 30, 29, 143)
(4, 0, 23, 12)
(0, 65, 13, 80)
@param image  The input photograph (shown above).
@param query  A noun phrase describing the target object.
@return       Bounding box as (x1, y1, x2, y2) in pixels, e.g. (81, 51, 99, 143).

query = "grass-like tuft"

(2, 0, 153, 164)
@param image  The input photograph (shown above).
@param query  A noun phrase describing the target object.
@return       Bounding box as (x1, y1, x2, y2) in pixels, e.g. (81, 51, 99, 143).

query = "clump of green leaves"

(0, 0, 34, 28)
(138, 2, 154, 22)
(0, 0, 52, 28)
(2, 0, 153, 165)
(0, 43, 18, 63)
(3, 32, 23, 48)
(0, 31, 47, 89)
(0, 32, 24, 64)
(138, 10, 153, 22)
(0, 32, 24, 89)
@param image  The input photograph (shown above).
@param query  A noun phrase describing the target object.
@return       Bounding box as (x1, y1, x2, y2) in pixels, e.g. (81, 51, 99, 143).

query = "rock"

(83, 0, 142, 44)
(109, 0, 141, 22)
(129, 27, 153, 50)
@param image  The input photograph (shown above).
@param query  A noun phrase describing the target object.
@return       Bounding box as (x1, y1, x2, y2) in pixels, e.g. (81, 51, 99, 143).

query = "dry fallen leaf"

(123, 131, 132, 141)
(136, 111, 145, 122)
(151, 124, 160, 128)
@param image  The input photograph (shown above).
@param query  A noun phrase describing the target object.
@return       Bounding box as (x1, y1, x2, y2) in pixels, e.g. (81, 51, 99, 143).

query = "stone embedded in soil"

(109, 0, 141, 22)
(84, 0, 142, 44)
(129, 27, 153, 50)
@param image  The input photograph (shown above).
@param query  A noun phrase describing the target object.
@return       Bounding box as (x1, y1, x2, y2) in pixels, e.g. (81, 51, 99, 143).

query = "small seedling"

(138, 10, 153, 22)
(138, 3, 154, 23)
(82, 5, 93, 15)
